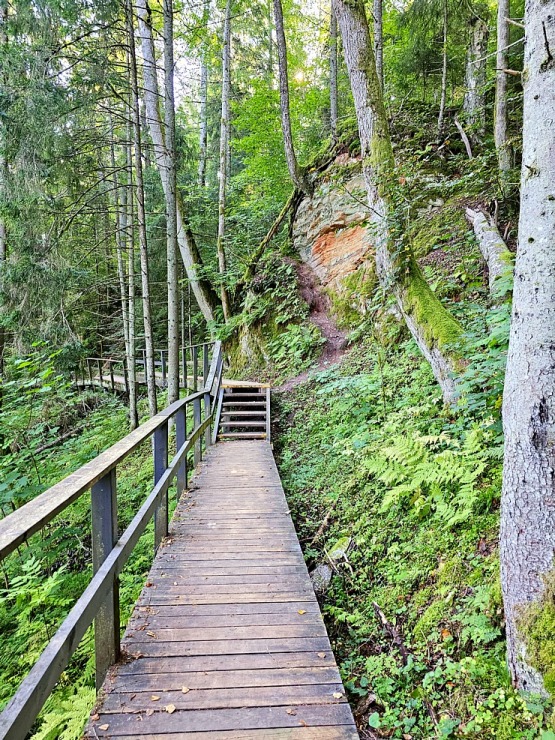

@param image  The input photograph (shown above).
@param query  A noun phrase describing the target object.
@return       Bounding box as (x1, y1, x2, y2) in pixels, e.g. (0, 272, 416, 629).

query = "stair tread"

(222, 411, 267, 416)
(218, 433, 268, 439)
(221, 422, 267, 428)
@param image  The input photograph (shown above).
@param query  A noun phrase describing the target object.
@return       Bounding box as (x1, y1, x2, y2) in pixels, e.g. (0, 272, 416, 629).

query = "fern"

(33, 686, 96, 740)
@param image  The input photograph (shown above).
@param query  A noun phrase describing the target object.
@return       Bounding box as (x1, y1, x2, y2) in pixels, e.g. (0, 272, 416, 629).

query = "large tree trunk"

(437, 0, 448, 136)
(163, 0, 180, 406)
(273, 0, 311, 195)
(330, 10, 338, 140)
(463, 16, 489, 140)
(136, 0, 220, 325)
(495, 0, 511, 172)
(331, 0, 462, 405)
(373, 0, 383, 89)
(198, 0, 210, 187)
(500, 0, 555, 696)
(127, 0, 157, 417)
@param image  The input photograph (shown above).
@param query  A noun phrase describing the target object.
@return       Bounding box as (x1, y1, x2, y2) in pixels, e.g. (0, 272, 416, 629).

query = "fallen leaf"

(333, 692, 343, 699)
(151, 695, 160, 702)
(286, 708, 297, 715)
(299, 720, 308, 727)
(146, 709, 154, 716)
(182, 686, 190, 694)
(98, 725, 109, 731)
(317, 652, 326, 658)
(146, 630, 156, 638)
(91, 714, 99, 721)
(298, 610, 306, 615)
(166, 704, 176, 714)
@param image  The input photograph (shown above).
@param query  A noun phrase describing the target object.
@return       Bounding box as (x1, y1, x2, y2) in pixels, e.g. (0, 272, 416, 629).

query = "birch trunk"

(127, 0, 157, 417)
(437, 0, 448, 136)
(495, 0, 511, 172)
(273, 0, 311, 195)
(217, 0, 232, 323)
(463, 17, 489, 139)
(465, 207, 513, 295)
(500, 0, 555, 695)
(330, 10, 338, 140)
(331, 0, 462, 405)
(373, 0, 383, 89)
(137, 0, 219, 325)
(198, 0, 210, 187)
(164, 0, 180, 406)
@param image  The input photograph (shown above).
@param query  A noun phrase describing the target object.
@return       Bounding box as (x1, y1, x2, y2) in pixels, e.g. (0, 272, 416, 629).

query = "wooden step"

(218, 432, 268, 439)
(222, 411, 267, 417)
(224, 393, 265, 398)
(223, 401, 266, 407)
(221, 422, 267, 428)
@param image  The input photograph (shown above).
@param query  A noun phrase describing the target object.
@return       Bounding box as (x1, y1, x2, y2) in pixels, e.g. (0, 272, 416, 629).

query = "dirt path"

(278, 263, 347, 392)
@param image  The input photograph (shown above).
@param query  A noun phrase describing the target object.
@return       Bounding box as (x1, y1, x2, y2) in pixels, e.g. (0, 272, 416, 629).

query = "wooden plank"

(129, 602, 321, 617)
(108, 729, 359, 740)
(89, 704, 356, 735)
(144, 574, 307, 586)
(124, 624, 326, 642)
(122, 637, 331, 657)
(127, 611, 323, 629)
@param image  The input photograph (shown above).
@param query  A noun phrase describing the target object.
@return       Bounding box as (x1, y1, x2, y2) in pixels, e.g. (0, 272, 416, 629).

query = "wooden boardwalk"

(86, 440, 358, 738)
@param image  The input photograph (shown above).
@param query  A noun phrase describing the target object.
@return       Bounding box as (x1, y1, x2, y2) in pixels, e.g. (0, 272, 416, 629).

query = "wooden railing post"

(204, 390, 212, 448)
(193, 396, 202, 465)
(203, 344, 209, 386)
(182, 346, 188, 392)
(142, 349, 147, 384)
(98, 359, 103, 387)
(176, 406, 187, 496)
(192, 346, 198, 392)
(109, 362, 115, 392)
(161, 350, 167, 387)
(154, 421, 169, 551)
(91, 469, 119, 690)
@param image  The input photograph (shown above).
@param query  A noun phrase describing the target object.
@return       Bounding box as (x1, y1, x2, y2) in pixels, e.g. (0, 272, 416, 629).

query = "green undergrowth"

(274, 336, 553, 738)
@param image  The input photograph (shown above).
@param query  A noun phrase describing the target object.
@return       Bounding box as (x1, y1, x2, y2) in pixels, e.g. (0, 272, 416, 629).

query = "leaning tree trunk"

(463, 16, 489, 140)
(163, 0, 180, 406)
(137, 0, 220, 325)
(127, 0, 157, 417)
(273, 0, 311, 195)
(216, 0, 233, 323)
(500, 0, 555, 696)
(495, 0, 511, 172)
(437, 0, 448, 136)
(373, 0, 383, 89)
(332, 0, 462, 405)
(330, 10, 338, 140)
(198, 0, 210, 187)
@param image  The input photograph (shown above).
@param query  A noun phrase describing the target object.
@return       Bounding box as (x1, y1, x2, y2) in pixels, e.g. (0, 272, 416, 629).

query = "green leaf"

(368, 712, 381, 729)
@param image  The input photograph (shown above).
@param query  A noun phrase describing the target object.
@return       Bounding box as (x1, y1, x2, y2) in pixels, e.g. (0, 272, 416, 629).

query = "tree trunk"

(126, 119, 138, 429)
(267, 0, 274, 81)
(437, 0, 448, 136)
(495, 0, 511, 172)
(273, 0, 311, 195)
(164, 0, 180, 406)
(373, 0, 383, 89)
(198, 0, 210, 187)
(330, 10, 338, 140)
(0, 0, 8, 426)
(500, 0, 555, 696)
(331, 0, 462, 405)
(137, 0, 220, 325)
(127, 0, 157, 417)
(217, 0, 233, 323)
(463, 16, 489, 139)
(465, 207, 513, 295)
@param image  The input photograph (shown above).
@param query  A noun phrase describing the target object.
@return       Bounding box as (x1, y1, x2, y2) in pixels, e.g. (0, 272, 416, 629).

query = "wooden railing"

(0, 341, 224, 740)
(77, 342, 213, 393)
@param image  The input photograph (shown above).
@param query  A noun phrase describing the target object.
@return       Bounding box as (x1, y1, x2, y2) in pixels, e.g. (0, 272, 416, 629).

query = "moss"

(409, 205, 470, 259)
(518, 569, 555, 696)
(404, 263, 463, 350)
(327, 264, 378, 329)
(413, 599, 450, 644)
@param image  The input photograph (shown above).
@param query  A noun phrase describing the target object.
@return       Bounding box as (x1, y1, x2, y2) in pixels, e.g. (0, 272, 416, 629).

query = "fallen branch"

(465, 207, 514, 295)
(35, 428, 82, 455)
(310, 499, 339, 545)
(454, 117, 473, 159)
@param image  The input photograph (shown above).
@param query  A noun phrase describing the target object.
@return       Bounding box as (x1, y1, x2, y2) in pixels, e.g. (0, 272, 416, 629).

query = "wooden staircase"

(216, 385, 271, 441)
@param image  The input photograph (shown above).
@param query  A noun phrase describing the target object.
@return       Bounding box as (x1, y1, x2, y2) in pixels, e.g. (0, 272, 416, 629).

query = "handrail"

(0, 341, 224, 740)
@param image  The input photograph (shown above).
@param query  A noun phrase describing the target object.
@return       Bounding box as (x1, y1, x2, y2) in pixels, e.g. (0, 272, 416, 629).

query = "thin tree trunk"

(331, 0, 461, 404)
(268, 0, 274, 80)
(500, 0, 555, 696)
(137, 0, 219, 325)
(126, 119, 138, 429)
(437, 0, 448, 136)
(126, 0, 157, 417)
(198, 0, 210, 187)
(164, 0, 180, 406)
(330, 10, 338, 140)
(0, 0, 8, 426)
(463, 16, 489, 140)
(273, 0, 311, 195)
(216, 0, 233, 323)
(373, 0, 383, 89)
(495, 0, 511, 172)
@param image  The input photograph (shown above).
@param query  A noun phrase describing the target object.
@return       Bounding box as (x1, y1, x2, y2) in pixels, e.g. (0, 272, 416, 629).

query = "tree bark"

(198, 0, 210, 187)
(126, 0, 157, 417)
(126, 120, 138, 430)
(331, 0, 462, 405)
(373, 0, 383, 89)
(136, 0, 220, 325)
(437, 0, 448, 136)
(465, 207, 513, 295)
(330, 10, 338, 140)
(164, 0, 180, 406)
(495, 0, 511, 172)
(273, 0, 311, 195)
(217, 0, 233, 323)
(463, 16, 489, 139)
(500, 0, 555, 695)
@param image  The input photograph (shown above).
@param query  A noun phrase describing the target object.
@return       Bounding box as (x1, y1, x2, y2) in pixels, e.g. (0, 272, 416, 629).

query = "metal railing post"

(176, 405, 187, 496)
(91, 469, 119, 690)
(193, 396, 202, 465)
(154, 421, 169, 551)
